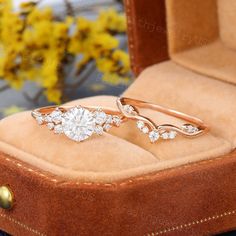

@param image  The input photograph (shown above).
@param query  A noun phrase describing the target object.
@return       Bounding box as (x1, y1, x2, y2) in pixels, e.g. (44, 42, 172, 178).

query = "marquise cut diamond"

(94, 125, 104, 135)
(112, 116, 121, 126)
(106, 114, 113, 124)
(182, 124, 199, 134)
(50, 110, 63, 124)
(36, 116, 44, 125)
(94, 110, 107, 125)
(103, 123, 112, 132)
(123, 105, 135, 114)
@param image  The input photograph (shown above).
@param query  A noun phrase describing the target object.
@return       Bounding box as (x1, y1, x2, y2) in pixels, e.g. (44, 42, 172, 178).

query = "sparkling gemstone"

(169, 131, 177, 139)
(54, 125, 63, 134)
(47, 123, 54, 130)
(123, 105, 134, 114)
(106, 115, 113, 124)
(161, 131, 177, 140)
(94, 110, 107, 125)
(36, 116, 44, 125)
(161, 132, 169, 140)
(45, 115, 52, 123)
(149, 130, 160, 143)
(182, 124, 199, 133)
(103, 123, 112, 132)
(50, 110, 63, 124)
(136, 120, 145, 130)
(94, 125, 104, 135)
(112, 116, 121, 126)
(62, 107, 95, 142)
(142, 126, 149, 134)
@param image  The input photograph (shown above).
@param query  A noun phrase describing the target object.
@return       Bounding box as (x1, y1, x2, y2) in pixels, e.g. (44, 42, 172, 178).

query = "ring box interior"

(0, 0, 236, 235)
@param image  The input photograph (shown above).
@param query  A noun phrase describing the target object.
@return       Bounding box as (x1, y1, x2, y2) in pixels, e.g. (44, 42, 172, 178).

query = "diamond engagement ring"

(116, 97, 209, 143)
(32, 105, 124, 142)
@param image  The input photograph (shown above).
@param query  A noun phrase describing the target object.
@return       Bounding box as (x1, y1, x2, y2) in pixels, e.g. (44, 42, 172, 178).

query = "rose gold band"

(117, 97, 209, 142)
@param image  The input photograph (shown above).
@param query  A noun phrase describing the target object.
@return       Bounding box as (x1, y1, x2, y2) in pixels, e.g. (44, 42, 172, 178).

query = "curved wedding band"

(32, 105, 125, 142)
(116, 97, 209, 143)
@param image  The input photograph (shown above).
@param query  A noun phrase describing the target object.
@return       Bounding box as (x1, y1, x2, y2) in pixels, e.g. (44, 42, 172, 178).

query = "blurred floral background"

(0, 0, 132, 118)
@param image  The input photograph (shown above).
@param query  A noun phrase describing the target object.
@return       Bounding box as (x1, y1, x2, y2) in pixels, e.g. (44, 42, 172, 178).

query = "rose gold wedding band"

(116, 97, 209, 143)
(32, 105, 125, 142)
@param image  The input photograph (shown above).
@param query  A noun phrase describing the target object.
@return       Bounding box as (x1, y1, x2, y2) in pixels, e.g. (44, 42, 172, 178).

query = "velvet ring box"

(0, 0, 236, 235)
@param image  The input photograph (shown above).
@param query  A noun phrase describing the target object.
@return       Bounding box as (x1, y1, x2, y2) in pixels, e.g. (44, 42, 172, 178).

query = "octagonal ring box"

(1, 0, 236, 235)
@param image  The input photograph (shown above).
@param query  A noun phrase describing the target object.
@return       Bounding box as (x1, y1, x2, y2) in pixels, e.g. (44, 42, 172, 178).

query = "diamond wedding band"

(32, 105, 124, 142)
(116, 97, 209, 143)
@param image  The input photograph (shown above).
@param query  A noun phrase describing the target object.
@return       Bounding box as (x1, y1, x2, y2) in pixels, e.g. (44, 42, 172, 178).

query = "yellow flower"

(27, 7, 52, 25)
(98, 9, 127, 33)
(20, 1, 37, 13)
(96, 57, 116, 73)
(68, 37, 82, 54)
(76, 17, 94, 32)
(0, 1, 130, 103)
(87, 33, 119, 58)
(41, 50, 59, 88)
(44, 88, 61, 104)
(112, 49, 130, 73)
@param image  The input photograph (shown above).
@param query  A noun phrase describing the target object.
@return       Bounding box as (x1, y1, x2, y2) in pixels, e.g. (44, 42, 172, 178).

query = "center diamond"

(62, 107, 95, 142)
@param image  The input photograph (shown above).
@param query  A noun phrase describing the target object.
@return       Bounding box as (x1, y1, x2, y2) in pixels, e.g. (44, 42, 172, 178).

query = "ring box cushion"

(1, 62, 236, 181)
(0, 0, 236, 235)
(166, 0, 236, 85)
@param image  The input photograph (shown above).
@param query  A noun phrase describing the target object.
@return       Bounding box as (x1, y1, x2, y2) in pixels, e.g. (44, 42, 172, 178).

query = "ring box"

(0, 0, 236, 235)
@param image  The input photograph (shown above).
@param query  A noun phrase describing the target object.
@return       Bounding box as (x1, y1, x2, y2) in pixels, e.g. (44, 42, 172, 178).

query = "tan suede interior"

(0, 1, 236, 182)
(166, 0, 236, 85)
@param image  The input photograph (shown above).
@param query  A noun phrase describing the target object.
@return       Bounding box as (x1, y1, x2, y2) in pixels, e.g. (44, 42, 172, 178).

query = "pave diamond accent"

(103, 123, 112, 132)
(106, 115, 113, 124)
(94, 110, 107, 125)
(47, 123, 54, 130)
(62, 107, 95, 142)
(136, 120, 145, 130)
(142, 126, 149, 134)
(149, 130, 160, 143)
(36, 116, 44, 125)
(123, 105, 135, 114)
(45, 115, 52, 123)
(161, 131, 177, 140)
(112, 116, 121, 126)
(169, 131, 177, 139)
(94, 125, 104, 135)
(54, 125, 63, 134)
(50, 110, 63, 124)
(182, 124, 199, 134)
